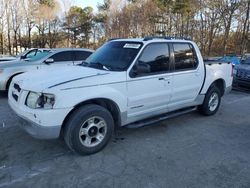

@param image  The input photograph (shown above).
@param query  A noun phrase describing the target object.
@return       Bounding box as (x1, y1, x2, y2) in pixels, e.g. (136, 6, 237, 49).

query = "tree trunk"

(7, 29, 11, 55)
(240, 0, 250, 55)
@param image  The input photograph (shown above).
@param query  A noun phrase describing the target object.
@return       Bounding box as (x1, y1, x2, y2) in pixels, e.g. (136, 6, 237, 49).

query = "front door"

(126, 43, 172, 123)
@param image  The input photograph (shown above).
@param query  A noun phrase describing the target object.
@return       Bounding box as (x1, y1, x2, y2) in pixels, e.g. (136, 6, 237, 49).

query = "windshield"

(242, 57, 250, 64)
(24, 51, 51, 62)
(16, 49, 31, 58)
(85, 41, 143, 71)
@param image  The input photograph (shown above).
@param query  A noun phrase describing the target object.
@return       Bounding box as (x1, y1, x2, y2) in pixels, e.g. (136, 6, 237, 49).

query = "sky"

(73, 0, 104, 11)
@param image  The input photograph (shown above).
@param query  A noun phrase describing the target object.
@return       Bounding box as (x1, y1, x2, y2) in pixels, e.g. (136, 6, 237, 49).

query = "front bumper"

(233, 77, 250, 89)
(8, 85, 73, 139)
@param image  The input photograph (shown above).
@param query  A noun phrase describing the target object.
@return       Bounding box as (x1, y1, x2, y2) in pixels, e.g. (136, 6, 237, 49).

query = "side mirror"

(20, 55, 26, 59)
(131, 62, 151, 77)
(44, 58, 54, 64)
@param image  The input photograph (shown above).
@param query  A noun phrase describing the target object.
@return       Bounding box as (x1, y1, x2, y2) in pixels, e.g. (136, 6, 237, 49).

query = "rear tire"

(198, 85, 221, 116)
(63, 104, 114, 155)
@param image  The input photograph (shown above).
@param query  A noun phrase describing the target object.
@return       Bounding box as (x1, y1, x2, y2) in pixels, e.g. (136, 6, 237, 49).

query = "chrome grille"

(11, 83, 21, 102)
(236, 70, 250, 80)
(14, 83, 21, 92)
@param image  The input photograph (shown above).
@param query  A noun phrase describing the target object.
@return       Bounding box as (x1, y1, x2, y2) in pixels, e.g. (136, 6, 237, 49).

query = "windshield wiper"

(88, 62, 111, 71)
(79, 61, 89, 66)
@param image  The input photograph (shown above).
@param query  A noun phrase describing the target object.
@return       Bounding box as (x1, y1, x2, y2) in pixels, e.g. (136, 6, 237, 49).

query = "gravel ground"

(0, 90, 250, 188)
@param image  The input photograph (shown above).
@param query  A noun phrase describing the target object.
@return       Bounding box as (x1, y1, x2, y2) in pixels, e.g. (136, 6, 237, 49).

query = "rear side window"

(138, 43, 170, 74)
(50, 51, 73, 62)
(74, 51, 92, 61)
(173, 43, 198, 71)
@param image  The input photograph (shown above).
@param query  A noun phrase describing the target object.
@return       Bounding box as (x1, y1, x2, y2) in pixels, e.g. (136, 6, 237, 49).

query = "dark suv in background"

(234, 56, 250, 89)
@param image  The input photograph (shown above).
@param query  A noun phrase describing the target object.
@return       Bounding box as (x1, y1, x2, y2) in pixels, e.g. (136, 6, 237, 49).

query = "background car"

(233, 57, 250, 89)
(0, 55, 16, 62)
(0, 48, 50, 63)
(219, 54, 241, 66)
(0, 48, 94, 91)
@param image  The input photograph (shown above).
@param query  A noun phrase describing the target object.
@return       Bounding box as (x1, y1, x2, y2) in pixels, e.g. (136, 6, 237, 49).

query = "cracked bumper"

(8, 93, 73, 139)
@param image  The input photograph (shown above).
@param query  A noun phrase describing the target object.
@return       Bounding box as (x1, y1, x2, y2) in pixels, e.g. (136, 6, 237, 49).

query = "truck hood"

(236, 64, 250, 71)
(13, 66, 124, 92)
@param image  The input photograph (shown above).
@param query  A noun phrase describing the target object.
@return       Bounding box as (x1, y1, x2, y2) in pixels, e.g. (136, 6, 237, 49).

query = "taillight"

(231, 64, 234, 77)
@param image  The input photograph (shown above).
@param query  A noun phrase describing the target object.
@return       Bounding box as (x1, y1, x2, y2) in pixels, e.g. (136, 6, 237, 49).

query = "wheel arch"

(210, 79, 226, 96)
(61, 98, 122, 135)
(6, 72, 24, 90)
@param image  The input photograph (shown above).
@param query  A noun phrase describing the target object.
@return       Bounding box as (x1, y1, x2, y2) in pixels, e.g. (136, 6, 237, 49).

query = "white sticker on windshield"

(123, 43, 141, 49)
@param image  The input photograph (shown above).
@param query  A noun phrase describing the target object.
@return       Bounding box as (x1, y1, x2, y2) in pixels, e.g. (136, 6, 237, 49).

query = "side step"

(126, 107, 197, 129)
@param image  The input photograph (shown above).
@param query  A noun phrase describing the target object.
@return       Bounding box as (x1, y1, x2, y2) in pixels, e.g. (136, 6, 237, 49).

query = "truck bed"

(204, 59, 231, 65)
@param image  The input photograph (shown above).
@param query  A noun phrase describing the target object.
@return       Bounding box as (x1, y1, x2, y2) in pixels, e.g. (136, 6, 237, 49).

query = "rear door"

(168, 43, 203, 110)
(49, 51, 74, 66)
(127, 43, 173, 123)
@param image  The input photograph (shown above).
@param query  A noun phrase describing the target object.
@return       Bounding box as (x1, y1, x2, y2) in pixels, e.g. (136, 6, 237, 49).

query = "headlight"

(26, 92, 55, 109)
(233, 68, 237, 75)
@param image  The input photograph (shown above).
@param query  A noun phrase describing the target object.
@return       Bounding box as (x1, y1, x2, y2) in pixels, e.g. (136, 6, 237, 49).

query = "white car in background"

(0, 48, 94, 91)
(0, 55, 16, 62)
(0, 48, 50, 63)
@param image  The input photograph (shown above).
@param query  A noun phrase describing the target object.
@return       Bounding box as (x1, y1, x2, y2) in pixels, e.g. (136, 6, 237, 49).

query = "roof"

(110, 36, 194, 44)
(51, 48, 94, 53)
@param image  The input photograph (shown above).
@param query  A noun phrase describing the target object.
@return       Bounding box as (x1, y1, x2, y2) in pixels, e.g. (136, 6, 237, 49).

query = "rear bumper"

(225, 86, 232, 94)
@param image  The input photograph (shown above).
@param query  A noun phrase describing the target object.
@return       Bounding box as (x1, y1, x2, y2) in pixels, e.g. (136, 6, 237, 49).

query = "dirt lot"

(0, 90, 250, 188)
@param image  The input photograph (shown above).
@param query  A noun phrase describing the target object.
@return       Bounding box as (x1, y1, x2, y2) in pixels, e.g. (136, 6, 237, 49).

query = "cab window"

(136, 43, 170, 75)
(173, 43, 198, 71)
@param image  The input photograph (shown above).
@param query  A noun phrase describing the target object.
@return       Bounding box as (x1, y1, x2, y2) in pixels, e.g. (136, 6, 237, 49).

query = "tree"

(64, 6, 94, 47)
(217, 0, 241, 54)
(239, 0, 250, 55)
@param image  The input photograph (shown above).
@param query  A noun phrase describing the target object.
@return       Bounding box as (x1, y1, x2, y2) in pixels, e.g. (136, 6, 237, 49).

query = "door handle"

(159, 77, 170, 81)
(159, 78, 170, 84)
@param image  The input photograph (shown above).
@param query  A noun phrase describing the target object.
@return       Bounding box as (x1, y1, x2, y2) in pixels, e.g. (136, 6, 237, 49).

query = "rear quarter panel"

(201, 63, 233, 94)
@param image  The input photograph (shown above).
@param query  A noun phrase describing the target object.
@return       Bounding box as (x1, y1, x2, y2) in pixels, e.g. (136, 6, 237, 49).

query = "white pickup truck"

(8, 37, 233, 155)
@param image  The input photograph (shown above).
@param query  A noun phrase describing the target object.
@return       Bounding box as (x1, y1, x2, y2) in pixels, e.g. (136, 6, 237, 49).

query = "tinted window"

(86, 41, 142, 71)
(173, 43, 198, 70)
(242, 57, 250, 64)
(50, 51, 73, 62)
(138, 43, 170, 74)
(74, 51, 92, 61)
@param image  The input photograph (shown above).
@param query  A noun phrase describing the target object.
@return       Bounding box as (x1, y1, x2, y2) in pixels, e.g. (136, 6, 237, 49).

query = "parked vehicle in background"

(240, 53, 250, 61)
(233, 56, 250, 89)
(8, 37, 233, 155)
(0, 48, 94, 91)
(219, 54, 240, 66)
(0, 49, 50, 63)
(0, 55, 16, 62)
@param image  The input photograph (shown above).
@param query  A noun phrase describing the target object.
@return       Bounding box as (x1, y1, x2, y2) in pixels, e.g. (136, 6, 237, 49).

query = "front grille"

(11, 83, 21, 102)
(12, 93, 18, 101)
(14, 83, 21, 92)
(236, 70, 250, 80)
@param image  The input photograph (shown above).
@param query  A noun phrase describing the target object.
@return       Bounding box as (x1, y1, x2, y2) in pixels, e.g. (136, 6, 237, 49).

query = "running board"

(126, 107, 197, 129)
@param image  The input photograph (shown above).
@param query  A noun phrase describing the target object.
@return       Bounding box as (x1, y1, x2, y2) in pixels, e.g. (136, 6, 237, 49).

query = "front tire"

(63, 104, 114, 155)
(198, 85, 221, 116)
